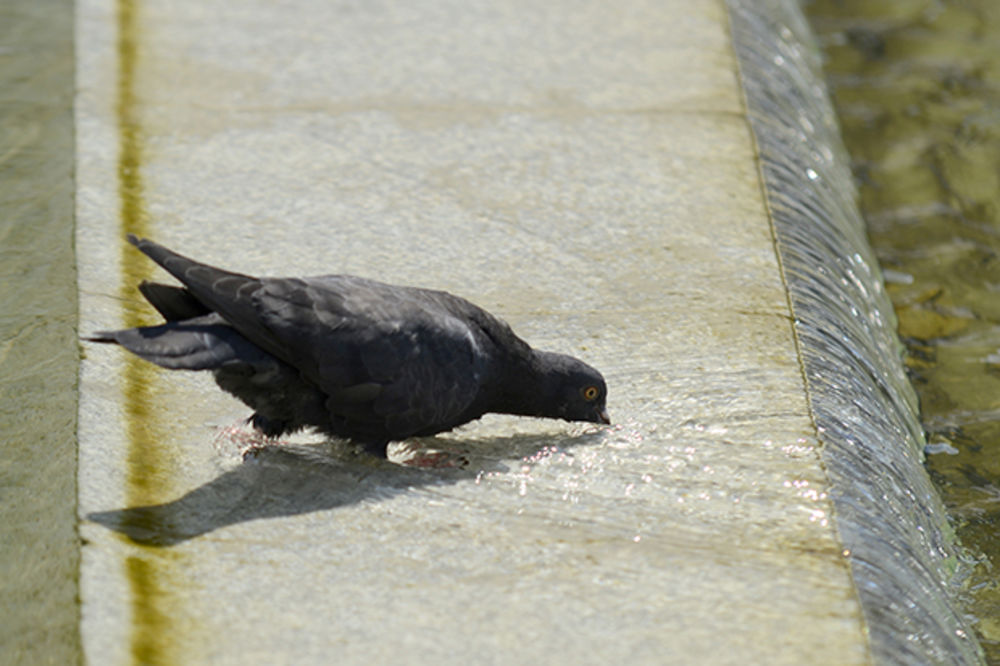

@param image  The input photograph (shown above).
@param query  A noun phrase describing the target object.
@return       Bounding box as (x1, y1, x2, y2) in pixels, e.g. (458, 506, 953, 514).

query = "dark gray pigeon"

(88, 235, 610, 457)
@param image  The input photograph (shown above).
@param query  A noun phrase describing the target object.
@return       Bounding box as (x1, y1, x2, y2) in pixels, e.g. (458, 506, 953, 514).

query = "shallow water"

(805, 0, 1000, 660)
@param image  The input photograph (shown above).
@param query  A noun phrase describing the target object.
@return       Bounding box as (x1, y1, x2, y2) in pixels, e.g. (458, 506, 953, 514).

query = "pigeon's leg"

(233, 413, 298, 459)
(211, 418, 277, 460)
(249, 413, 289, 438)
(357, 439, 390, 459)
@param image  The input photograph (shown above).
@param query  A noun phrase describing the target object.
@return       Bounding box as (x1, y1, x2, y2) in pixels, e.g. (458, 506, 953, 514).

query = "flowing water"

(732, 1, 981, 661)
(805, 0, 1000, 660)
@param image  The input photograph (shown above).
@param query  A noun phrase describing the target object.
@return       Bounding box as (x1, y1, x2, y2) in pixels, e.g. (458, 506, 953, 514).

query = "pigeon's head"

(536, 351, 610, 426)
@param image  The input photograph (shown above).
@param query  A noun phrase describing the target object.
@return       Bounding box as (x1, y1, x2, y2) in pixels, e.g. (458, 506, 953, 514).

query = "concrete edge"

(727, 0, 984, 663)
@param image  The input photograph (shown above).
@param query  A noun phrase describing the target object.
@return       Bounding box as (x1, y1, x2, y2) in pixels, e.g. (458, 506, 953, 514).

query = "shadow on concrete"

(86, 431, 602, 546)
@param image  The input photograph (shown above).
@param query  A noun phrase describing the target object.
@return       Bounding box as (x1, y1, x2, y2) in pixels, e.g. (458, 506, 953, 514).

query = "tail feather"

(84, 331, 119, 344)
(85, 314, 273, 371)
(139, 281, 211, 321)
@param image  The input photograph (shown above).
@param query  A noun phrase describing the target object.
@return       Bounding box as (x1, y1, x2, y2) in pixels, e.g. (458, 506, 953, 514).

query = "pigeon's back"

(252, 274, 512, 436)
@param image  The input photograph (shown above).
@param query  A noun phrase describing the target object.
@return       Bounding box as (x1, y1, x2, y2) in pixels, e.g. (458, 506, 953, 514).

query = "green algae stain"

(116, 1, 182, 664)
(126, 555, 172, 666)
(117, 0, 164, 503)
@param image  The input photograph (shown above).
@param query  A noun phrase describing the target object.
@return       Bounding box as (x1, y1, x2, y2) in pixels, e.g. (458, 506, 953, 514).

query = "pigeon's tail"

(84, 331, 119, 344)
(139, 281, 211, 321)
(84, 315, 267, 371)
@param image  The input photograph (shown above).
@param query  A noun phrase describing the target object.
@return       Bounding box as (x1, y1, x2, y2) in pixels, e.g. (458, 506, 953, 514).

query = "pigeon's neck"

(493, 349, 563, 418)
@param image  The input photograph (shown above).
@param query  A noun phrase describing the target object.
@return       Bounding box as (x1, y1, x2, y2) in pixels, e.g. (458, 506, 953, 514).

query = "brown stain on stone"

(116, 2, 181, 664)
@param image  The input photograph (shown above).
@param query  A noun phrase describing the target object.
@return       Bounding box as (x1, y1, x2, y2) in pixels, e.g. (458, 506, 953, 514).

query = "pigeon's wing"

(253, 276, 490, 438)
(358, 309, 489, 437)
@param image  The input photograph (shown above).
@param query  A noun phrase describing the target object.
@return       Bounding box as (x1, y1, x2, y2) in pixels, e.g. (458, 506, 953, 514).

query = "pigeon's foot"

(212, 420, 284, 460)
(239, 441, 271, 461)
(394, 441, 469, 469)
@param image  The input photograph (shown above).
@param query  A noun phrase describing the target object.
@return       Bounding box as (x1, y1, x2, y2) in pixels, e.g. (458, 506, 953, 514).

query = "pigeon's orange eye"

(581, 385, 599, 401)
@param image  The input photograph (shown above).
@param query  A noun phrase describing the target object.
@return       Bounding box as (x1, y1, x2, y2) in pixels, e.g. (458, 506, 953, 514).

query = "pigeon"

(88, 235, 610, 457)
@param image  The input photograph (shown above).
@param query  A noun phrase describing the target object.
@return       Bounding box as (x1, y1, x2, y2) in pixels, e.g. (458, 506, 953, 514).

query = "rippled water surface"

(806, 0, 1000, 658)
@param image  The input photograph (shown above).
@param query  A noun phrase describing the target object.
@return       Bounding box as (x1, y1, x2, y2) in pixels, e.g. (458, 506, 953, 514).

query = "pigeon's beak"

(597, 407, 611, 425)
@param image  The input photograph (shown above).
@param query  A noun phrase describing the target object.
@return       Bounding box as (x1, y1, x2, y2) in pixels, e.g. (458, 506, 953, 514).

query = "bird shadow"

(86, 428, 605, 547)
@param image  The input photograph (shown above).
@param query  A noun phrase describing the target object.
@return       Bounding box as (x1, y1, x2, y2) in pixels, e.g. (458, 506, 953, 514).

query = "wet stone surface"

(73, 0, 880, 663)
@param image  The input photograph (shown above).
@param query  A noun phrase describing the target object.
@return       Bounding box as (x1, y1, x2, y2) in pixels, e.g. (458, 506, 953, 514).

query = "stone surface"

(75, 0, 869, 663)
